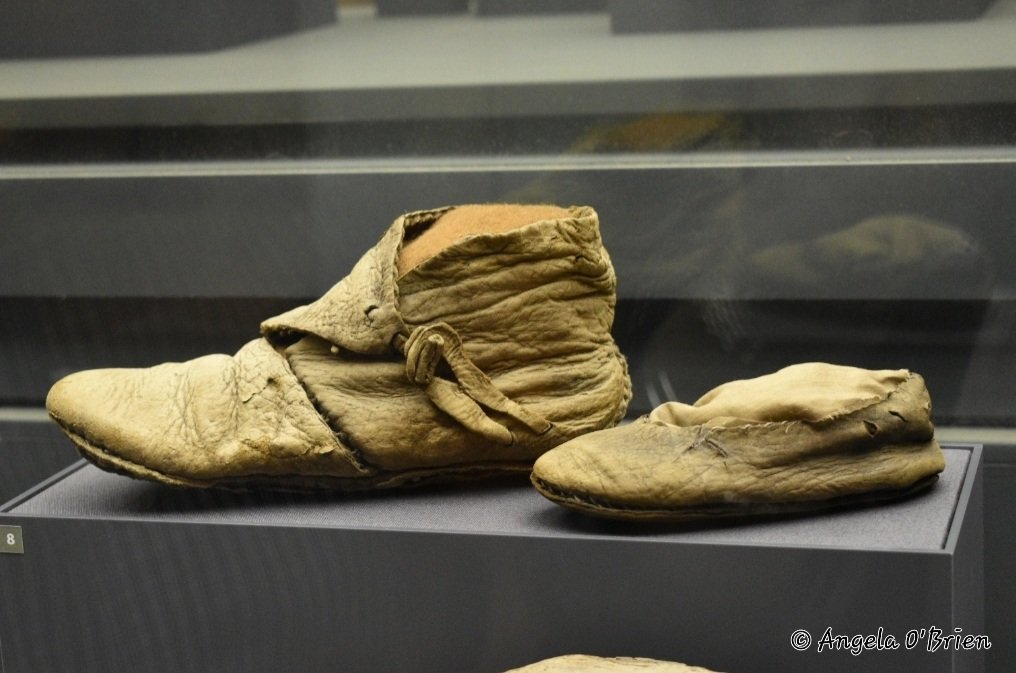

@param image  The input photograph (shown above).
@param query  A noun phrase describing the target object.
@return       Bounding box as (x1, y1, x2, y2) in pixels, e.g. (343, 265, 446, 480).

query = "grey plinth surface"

(3, 4, 1016, 128)
(609, 0, 995, 33)
(0, 446, 983, 673)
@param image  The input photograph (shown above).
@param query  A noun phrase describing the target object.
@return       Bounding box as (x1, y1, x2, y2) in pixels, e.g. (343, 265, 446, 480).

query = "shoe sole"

(530, 472, 940, 522)
(53, 418, 534, 492)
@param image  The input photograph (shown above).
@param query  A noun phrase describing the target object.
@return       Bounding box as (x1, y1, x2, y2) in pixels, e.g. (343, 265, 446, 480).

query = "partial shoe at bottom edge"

(504, 654, 722, 672)
(532, 362, 945, 522)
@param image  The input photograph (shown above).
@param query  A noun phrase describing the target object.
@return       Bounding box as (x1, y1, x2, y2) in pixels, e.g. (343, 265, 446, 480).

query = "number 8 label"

(0, 526, 23, 553)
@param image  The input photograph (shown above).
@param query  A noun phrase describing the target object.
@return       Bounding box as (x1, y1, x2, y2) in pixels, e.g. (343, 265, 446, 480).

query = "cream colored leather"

(532, 363, 944, 521)
(504, 655, 722, 673)
(47, 204, 631, 489)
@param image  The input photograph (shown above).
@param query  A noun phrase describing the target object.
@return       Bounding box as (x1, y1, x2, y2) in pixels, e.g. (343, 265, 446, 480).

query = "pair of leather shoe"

(46, 204, 944, 521)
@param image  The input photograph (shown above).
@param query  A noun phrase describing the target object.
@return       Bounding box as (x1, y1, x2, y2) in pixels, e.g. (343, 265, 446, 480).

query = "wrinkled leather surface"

(283, 206, 629, 470)
(47, 339, 369, 481)
(649, 363, 911, 426)
(258, 208, 444, 354)
(533, 363, 945, 515)
(47, 205, 631, 486)
(504, 655, 721, 673)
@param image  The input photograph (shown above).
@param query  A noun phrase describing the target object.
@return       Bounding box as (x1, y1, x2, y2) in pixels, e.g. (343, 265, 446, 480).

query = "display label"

(0, 525, 24, 554)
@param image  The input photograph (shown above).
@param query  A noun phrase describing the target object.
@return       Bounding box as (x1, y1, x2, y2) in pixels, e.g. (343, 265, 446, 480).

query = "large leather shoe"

(47, 204, 631, 489)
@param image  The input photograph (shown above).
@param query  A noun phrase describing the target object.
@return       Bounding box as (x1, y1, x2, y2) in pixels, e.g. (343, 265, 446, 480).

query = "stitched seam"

(284, 367, 380, 474)
(534, 473, 939, 516)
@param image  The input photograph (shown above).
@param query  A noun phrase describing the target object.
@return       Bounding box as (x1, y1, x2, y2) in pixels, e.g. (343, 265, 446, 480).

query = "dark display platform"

(0, 445, 983, 673)
(0, 418, 77, 506)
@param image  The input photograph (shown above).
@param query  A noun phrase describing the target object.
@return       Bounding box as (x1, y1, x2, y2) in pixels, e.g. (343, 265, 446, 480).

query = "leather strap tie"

(394, 322, 552, 445)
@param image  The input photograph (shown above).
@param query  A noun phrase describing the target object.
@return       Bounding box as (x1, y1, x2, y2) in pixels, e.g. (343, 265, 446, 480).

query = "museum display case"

(1, 1, 1013, 671)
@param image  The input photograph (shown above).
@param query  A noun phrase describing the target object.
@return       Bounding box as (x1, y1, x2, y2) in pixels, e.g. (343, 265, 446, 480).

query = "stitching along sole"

(530, 473, 940, 523)
(54, 419, 535, 492)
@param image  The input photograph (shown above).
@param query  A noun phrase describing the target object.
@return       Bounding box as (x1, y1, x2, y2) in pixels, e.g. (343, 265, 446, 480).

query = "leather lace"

(393, 322, 552, 445)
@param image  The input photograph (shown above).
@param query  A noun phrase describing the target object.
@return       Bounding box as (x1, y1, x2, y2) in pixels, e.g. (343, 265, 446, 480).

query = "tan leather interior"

(397, 204, 571, 277)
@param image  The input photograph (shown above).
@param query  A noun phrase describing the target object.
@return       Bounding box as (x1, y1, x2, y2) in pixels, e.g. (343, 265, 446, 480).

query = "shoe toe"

(531, 426, 632, 502)
(46, 364, 192, 479)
